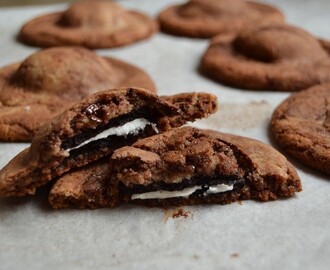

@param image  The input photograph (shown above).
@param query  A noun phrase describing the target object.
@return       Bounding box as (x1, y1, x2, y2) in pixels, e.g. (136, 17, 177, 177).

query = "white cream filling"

(66, 118, 158, 152)
(205, 184, 233, 194)
(131, 183, 234, 200)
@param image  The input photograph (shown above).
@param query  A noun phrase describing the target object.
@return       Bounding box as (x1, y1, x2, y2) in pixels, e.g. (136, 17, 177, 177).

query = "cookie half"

(111, 127, 301, 206)
(49, 127, 301, 209)
(158, 0, 284, 38)
(271, 84, 330, 175)
(49, 160, 112, 209)
(200, 24, 330, 91)
(0, 46, 156, 141)
(0, 89, 218, 197)
(19, 0, 157, 49)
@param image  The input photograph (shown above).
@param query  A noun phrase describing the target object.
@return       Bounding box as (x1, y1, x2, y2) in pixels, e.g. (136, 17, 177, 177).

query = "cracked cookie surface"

(200, 24, 330, 91)
(271, 84, 330, 175)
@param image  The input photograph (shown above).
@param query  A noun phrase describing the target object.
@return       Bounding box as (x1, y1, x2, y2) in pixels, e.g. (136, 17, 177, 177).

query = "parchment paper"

(0, 1, 329, 269)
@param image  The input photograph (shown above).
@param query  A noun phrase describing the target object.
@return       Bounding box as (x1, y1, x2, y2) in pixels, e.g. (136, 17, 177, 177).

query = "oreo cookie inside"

(120, 176, 245, 200)
(61, 108, 160, 157)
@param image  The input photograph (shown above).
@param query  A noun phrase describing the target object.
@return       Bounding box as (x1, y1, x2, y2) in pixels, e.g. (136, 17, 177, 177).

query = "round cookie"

(19, 0, 157, 49)
(158, 0, 284, 38)
(0, 47, 156, 141)
(200, 24, 330, 91)
(271, 84, 330, 175)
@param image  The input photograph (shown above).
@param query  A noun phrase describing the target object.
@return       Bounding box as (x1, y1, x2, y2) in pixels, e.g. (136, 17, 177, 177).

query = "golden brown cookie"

(0, 46, 156, 141)
(49, 127, 301, 209)
(271, 84, 330, 175)
(19, 0, 157, 49)
(158, 0, 284, 38)
(200, 24, 330, 91)
(0, 89, 218, 197)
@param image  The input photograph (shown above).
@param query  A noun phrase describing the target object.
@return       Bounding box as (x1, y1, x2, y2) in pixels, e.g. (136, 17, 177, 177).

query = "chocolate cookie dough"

(49, 127, 301, 209)
(158, 0, 284, 38)
(19, 0, 157, 49)
(0, 46, 156, 141)
(271, 84, 330, 175)
(200, 24, 330, 91)
(0, 89, 218, 197)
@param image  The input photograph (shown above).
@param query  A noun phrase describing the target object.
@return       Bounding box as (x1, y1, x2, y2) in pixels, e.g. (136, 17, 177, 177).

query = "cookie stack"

(1, 0, 329, 210)
(0, 88, 301, 209)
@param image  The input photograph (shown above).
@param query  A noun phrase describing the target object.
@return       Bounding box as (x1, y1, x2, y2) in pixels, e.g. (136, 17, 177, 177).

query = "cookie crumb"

(163, 207, 193, 222)
(192, 255, 199, 260)
(236, 200, 243, 205)
(172, 208, 192, 219)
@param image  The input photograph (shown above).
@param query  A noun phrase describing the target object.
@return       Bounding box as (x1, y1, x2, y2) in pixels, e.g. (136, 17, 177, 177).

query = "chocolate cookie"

(0, 89, 218, 197)
(200, 24, 330, 91)
(0, 46, 156, 141)
(19, 0, 157, 49)
(271, 84, 330, 175)
(49, 127, 301, 209)
(49, 160, 113, 209)
(158, 0, 284, 38)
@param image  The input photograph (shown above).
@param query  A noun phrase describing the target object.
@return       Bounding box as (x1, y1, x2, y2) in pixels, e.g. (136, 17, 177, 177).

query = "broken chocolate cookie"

(0, 89, 218, 197)
(49, 127, 301, 209)
(49, 159, 112, 209)
(110, 127, 302, 207)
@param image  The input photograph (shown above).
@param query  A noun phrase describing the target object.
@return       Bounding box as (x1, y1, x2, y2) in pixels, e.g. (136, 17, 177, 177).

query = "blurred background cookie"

(271, 84, 330, 175)
(0, 46, 156, 141)
(19, 0, 157, 48)
(200, 24, 330, 91)
(158, 0, 284, 38)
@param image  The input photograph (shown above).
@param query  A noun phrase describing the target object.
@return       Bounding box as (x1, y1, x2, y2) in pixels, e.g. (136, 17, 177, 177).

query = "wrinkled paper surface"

(0, 1, 329, 269)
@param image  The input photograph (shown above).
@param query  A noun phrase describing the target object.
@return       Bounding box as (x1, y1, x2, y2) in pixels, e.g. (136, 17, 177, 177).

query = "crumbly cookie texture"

(0, 89, 218, 197)
(19, 0, 157, 49)
(271, 84, 330, 175)
(158, 0, 284, 38)
(49, 127, 301, 209)
(0, 46, 156, 141)
(110, 127, 301, 207)
(49, 160, 113, 209)
(200, 24, 330, 91)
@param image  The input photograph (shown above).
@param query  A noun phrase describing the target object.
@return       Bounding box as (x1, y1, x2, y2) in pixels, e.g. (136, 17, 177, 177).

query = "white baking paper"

(0, 1, 329, 269)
